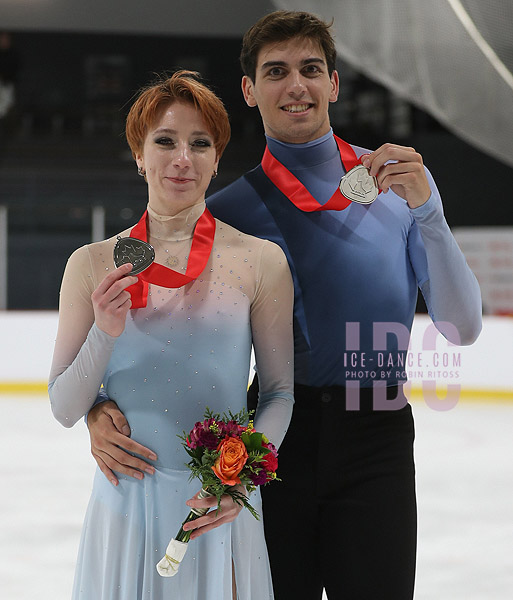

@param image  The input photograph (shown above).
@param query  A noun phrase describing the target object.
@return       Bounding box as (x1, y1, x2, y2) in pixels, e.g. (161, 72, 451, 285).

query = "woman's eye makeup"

(192, 139, 212, 148)
(152, 137, 212, 148)
(154, 136, 174, 145)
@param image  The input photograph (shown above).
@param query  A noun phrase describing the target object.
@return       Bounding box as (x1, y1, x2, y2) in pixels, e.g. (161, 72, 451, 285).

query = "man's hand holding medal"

(359, 143, 432, 209)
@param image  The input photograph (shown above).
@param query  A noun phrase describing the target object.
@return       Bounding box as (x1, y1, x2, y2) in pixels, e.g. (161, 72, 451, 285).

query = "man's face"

(242, 37, 339, 144)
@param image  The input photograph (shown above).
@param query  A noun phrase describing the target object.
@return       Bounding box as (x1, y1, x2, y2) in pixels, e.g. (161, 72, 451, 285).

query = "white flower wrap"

(156, 539, 189, 577)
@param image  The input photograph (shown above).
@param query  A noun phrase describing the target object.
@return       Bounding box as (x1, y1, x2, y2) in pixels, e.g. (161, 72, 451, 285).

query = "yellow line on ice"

(0, 381, 48, 395)
(407, 387, 513, 403)
(1, 382, 512, 403)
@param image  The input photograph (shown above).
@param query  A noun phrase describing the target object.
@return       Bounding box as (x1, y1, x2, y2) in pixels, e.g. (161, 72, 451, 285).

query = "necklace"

(150, 235, 181, 268)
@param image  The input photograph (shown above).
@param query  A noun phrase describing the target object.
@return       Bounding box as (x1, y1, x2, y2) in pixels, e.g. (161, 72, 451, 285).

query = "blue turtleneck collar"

(263, 129, 346, 202)
(265, 129, 339, 171)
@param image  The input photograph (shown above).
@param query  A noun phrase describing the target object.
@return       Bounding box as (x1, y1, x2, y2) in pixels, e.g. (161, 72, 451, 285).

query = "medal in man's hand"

(339, 163, 379, 205)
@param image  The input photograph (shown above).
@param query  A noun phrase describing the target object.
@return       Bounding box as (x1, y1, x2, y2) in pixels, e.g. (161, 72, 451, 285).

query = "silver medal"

(113, 236, 155, 275)
(339, 164, 379, 205)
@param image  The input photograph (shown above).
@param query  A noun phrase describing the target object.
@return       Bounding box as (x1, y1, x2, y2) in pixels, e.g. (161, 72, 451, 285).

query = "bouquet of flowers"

(156, 407, 279, 577)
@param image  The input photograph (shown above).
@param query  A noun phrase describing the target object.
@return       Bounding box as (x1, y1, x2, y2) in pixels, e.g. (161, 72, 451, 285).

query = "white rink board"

(0, 312, 512, 394)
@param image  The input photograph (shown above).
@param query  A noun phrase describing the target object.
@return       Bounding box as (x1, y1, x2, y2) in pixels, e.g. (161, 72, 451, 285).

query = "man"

(86, 11, 481, 599)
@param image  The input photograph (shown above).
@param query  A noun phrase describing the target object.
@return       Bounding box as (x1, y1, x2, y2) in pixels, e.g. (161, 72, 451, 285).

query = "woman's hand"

(183, 486, 246, 540)
(91, 263, 138, 337)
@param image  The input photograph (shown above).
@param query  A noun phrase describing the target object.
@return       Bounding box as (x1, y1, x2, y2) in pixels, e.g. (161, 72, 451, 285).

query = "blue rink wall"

(1, 311, 512, 401)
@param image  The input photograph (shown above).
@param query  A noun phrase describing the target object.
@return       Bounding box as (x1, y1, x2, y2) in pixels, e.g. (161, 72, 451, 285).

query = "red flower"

(261, 452, 278, 474)
(249, 441, 279, 486)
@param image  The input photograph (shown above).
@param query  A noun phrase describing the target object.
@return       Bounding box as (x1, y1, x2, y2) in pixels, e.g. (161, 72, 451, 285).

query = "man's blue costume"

(208, 130, 481, 599)
(209, 131, 480, 387)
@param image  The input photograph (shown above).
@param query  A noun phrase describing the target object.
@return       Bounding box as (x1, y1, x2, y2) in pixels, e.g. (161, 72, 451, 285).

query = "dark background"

(1, 31, 512, 309)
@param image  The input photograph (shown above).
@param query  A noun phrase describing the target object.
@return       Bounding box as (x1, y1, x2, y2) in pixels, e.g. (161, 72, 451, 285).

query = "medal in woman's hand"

(113, 236, 155, 275)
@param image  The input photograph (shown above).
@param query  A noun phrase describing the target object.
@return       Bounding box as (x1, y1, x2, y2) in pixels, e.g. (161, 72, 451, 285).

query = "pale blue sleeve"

(48, 324, 116, 427)
(408, 171, 482, 345)
(251, 242, 295, 450)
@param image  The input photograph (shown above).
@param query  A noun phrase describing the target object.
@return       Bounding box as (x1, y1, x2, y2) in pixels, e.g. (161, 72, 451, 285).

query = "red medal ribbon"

(126, 207, 216, 309)
(261, 135, 367, 212)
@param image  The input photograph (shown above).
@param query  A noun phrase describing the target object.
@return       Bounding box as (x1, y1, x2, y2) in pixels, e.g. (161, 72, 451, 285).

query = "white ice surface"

(1, 396, 512, 599)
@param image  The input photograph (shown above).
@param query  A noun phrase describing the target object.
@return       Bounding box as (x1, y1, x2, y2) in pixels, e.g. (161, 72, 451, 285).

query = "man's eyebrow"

(302, 58, 326, 66)
(260, 60, 287, 70)
(260, 57, 326, 70)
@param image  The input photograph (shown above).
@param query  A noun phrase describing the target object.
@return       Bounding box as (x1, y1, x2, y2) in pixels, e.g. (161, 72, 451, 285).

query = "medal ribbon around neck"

(126, 207, 216, 309)
(261, 135, 380, 211)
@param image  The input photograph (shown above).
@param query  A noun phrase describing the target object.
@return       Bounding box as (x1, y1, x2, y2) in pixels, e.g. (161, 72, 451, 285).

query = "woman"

(48, 71, 294, 600)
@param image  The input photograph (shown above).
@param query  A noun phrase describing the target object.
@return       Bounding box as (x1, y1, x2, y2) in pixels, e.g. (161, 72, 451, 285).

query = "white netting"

(272, 0, 513, 167)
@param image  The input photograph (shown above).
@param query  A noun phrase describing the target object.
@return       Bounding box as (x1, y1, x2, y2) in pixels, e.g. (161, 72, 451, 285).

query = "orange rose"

(211, 436, 248, 485)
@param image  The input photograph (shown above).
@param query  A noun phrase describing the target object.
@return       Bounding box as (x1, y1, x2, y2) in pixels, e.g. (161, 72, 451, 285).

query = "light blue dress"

(49, 204, 294, 600)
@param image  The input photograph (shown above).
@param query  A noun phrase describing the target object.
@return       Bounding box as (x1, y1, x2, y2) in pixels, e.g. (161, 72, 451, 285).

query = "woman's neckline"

(146, 201, 205, 242)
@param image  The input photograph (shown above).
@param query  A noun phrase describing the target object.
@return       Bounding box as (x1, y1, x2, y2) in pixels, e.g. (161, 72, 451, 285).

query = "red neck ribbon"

(126, 207, 216, 309)
(261, 135, 362, 212)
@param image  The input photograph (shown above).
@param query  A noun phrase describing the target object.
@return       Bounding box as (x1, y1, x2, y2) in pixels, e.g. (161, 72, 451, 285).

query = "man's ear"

(329, 70, 340, 103)
(241, 75, 258, 108)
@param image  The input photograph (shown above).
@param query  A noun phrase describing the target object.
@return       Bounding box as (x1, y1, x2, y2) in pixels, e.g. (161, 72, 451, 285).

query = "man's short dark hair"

(240, 10, 337, 82)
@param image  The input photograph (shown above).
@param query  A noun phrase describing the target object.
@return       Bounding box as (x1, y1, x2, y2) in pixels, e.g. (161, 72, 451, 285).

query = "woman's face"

(136, 101, 219, 216)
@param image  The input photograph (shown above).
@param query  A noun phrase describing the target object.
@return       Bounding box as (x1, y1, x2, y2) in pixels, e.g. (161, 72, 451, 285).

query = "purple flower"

(187, 418, 220, 450)
(249, 469, 268, 486)
(265, 441, 278, 458)
(218, 420, 244, 438)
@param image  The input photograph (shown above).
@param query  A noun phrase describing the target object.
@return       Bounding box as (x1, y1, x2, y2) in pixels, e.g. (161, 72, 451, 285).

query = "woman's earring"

(138, 166, 146, 177)
(212, 169, 218, 179)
